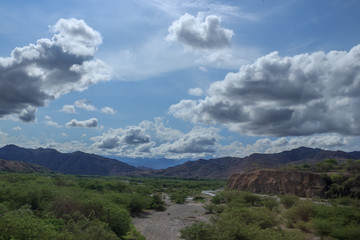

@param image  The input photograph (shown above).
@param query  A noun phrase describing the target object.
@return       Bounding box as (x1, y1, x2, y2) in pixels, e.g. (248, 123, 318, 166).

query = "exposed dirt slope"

(227, 169, 326, 197)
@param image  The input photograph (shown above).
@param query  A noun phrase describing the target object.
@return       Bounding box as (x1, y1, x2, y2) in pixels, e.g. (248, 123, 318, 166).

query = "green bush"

(123, 224, 146, 240)
(180, 222, 213, 240)
(280, 195, 298, 209)
(331, 224, 360, 240)
(285, 201, 313, 227)
(62, 218, 119, 240)
(261, 197, 279, 211)
(170, 192, 187, 204)
(312, 218, 334, 237)
(203, 203, 224, 214)
(0, 208, 58, 240)
(150, 193, 166, 211)
(102, 206, 131, 237)
(211, 193, 225, 204)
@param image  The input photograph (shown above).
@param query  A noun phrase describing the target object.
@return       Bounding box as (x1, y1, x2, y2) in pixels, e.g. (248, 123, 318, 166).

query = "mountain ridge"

(0, 144, 139, 176)
(1, 145, 359, 178)
(152, 146, 360, 179)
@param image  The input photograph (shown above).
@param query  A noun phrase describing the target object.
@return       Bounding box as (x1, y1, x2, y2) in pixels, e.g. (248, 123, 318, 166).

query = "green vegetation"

(284, 159, 360, 199)
(0, 173, 224, 240)
(181, 190, 360, 240)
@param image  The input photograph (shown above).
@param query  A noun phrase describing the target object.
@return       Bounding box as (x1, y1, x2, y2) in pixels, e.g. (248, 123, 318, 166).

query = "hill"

(154, 147, 360, 179)
(0, 159, 50, 173)
(0, 144, 139, 176)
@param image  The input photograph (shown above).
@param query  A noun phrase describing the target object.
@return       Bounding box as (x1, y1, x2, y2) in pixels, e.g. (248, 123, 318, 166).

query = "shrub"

(128, 194, 150, 213)
(170, 192, 188, 204)
(242, 192, 262, 206)
(180, 222, 213, 240)
(123, 224, 146, 240)
(331, 224, 360, 240)
(193, 195, 204, 202)
(203, 203, 224, 214)
(102, 206, 131, 237)
(150, 193, 166, 211)
(53, 197, 85, 219)
(211, 193, 225, 204)
(312, 218, 334, 237)
(261, 197, 279, 211)
(280, 195, 298, 209)
(285, 201, 313, 228)
(0, 209, 58, 240)
(62, 218, 119, 240)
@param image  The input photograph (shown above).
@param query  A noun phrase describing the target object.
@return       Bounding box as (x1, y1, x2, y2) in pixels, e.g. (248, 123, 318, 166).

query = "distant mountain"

(0, 145, 139, 176)
(0, 159, 50, 173)
(106, 156, 190, 170)
(1, 145, 359, 179)
(154, 147, 360, 179)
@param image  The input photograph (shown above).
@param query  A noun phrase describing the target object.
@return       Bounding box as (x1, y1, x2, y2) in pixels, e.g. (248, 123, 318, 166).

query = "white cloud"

(74, 99, 97, 111)
(13, 127, 22, 131)
(66, 118, 98, 128)
(149, 0, 258, 21)
(44, 116, 62, 128)
(51, 18, 102, 56)
(0, 129, 8, 137)
(170, 44, 360, 136)
(0, 18, 110, 122)
(166, 13, 233, 50)
(101, 107, 116, 114)
(218, 134, 350, 158)
(199, 66, 208, 72)
(159, 126, 220, 154)
(188, 87, 204, 96)
(90, 118, 221, 158)
(60, 105, 77, 113)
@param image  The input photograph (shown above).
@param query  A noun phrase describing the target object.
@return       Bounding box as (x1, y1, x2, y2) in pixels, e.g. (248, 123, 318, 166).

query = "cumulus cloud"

(161, 126, 219, 154)
(124, 127, 151, 145)
(74, 99, 97, 111)
(188, 87, 204, 96)
(218, 134, 349, 158)
(166, 13, 233, 50)
(66, 118, 98, 128)
(13, 127, 22, 131)
(101, 107, 116, 114)
(61, 105, 77, 113)
(44, 116, 62, 128)
(90, 118, 220, 158)
(94, 126, 151, 150)
(170, 44, 360, 136)
(0, 18, 110, 122)
(18, 107, 37, 122)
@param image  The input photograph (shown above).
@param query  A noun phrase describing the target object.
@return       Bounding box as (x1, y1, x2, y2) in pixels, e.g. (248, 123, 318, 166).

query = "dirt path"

(132, 195, 210, 240)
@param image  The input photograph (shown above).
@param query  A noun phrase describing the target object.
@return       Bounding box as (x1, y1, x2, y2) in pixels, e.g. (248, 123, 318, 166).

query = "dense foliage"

(181, 191, 360, 240)
(284, 159, 360, 199)
(0, 173, 224, 240)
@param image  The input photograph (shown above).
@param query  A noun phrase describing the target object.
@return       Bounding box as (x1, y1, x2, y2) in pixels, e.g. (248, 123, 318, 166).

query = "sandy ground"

(132, 195, 210, 240)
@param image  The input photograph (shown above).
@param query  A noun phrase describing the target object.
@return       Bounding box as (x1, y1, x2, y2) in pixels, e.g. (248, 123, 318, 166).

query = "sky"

(1, 0, 360, 160)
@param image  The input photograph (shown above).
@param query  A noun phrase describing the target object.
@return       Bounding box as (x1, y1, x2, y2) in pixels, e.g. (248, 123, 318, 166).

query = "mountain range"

(0, 144, 138, 176)
(1, 144, 360, 178)
(153, 147, 360, 179)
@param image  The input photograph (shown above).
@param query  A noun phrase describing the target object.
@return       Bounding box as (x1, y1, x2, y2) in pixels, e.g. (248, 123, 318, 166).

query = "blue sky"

(1, 0, 360, 159)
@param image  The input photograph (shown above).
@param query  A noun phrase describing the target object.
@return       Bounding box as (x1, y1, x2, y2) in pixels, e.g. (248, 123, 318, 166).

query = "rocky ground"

(132, 195, 211, 240)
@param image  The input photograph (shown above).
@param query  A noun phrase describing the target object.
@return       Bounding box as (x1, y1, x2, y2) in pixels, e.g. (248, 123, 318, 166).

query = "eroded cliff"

(226, 169, 326, 197)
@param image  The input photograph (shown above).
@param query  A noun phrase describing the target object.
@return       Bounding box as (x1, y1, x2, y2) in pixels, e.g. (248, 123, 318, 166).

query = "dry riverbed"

(132, 195, 211, 240)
